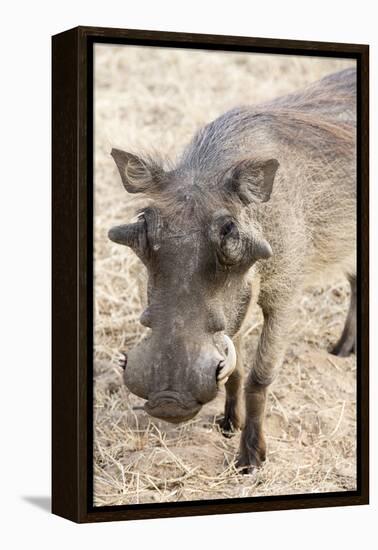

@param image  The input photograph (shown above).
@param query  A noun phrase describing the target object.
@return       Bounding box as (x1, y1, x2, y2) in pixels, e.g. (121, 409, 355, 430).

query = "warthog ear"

(111, 148, 163, 194)
(227, 158, 279, 205)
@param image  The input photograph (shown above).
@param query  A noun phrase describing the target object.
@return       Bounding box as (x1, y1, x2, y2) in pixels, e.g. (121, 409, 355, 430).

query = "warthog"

(108, 68, 356, 472)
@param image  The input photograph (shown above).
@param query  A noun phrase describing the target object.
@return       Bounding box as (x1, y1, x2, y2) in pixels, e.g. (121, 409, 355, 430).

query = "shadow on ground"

(22, 496, 51, 513)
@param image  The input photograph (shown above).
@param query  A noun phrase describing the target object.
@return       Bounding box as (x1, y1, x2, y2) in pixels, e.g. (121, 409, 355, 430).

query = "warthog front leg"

(331, 275, 356, 357)
(218, 336, 244, 436)
(236, 305, 291, 473)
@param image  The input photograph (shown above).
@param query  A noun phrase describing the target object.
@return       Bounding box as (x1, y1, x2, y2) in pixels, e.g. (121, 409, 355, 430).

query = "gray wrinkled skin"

(109, 68, 356, 470)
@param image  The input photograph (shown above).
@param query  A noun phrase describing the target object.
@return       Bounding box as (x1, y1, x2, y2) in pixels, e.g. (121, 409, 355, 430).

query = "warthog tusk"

(217, 335, 237, 384)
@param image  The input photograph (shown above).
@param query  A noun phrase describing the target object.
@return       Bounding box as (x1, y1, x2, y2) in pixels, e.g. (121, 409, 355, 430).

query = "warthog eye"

(220, 220, 235, 238)
(209, 212, 244, 267)
(108, 207, 164, 263)
(210, 210, 272, 267)
(218, 219, 243, 265)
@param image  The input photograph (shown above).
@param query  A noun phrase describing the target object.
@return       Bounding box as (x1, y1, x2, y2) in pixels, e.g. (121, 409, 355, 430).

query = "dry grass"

(93, 45, 356, 506)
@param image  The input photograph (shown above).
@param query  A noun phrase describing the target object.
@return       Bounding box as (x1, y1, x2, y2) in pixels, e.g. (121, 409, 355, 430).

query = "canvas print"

(93, 45, 356, 506)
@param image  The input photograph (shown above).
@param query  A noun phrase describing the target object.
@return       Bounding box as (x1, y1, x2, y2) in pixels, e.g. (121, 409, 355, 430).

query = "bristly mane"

(141, 68, 356, 223)
(179, 68, 355, 174)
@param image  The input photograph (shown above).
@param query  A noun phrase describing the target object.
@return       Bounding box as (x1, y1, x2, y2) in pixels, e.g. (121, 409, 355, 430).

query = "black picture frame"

(52, 26, 369, 523)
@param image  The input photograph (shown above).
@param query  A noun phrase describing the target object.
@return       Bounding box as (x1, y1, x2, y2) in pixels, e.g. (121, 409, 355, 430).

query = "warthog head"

(108, 148, 278, 423)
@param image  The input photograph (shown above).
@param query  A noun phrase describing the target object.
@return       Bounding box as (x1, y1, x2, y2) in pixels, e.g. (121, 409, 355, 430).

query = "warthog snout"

(144, 391, 202, 423)
(123, 334, 237, 424)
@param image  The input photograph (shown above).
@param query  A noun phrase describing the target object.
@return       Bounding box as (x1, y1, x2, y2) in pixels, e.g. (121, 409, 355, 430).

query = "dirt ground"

(93, 45, 356, 506)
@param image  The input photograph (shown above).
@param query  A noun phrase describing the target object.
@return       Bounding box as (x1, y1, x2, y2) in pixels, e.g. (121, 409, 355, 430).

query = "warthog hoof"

(217, 395, 244, 438)
(216, 415, 240, 438)
(236, 430, 266, 474)
(330, 340, 355, 357)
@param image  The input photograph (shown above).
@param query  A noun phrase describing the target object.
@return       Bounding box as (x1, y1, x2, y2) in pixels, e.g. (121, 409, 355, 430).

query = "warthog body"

(109, 68, 356, 472)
